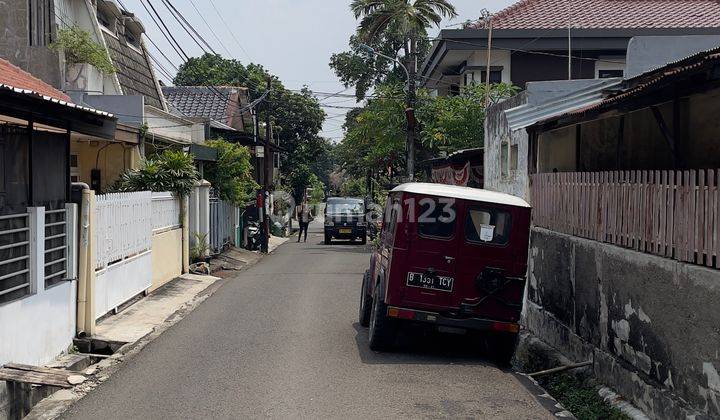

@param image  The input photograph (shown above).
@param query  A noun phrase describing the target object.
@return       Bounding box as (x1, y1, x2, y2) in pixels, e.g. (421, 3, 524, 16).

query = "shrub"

(112, 150, 199, 197)
(204, 139, 258, 205)
(50, 26, 116, 74)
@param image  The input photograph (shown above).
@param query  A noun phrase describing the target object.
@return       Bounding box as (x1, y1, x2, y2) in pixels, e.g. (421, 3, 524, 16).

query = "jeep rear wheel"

(358, 270, 372, 327)
(368, 284, 395, 351)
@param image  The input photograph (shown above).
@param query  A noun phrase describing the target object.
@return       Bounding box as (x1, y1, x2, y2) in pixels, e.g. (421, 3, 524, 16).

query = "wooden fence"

(530, 170, 720, 268)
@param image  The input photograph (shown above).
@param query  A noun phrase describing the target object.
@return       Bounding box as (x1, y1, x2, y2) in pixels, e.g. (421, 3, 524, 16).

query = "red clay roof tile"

(473, 0, 720, 30)
(0, 58, 72, 103)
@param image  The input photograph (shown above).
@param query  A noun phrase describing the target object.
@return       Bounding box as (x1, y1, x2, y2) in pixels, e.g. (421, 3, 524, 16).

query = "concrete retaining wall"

(528, 227, 720, 419)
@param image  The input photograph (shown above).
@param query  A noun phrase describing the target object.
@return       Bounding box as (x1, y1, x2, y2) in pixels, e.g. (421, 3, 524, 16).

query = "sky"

(126, 0, 517, 141)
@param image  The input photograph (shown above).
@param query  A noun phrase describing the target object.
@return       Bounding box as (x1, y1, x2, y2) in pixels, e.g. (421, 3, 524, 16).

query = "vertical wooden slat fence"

(531, 170, 720, 268)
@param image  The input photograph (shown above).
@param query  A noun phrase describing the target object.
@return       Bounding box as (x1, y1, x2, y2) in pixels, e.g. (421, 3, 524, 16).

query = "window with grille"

(0, 213, 31, 305)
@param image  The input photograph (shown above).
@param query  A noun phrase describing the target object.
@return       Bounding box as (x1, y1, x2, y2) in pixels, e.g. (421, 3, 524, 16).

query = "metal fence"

(44, 208, 69, 289)
(0, 206, 74, 305)
(0, 212, 31, 304)
(209, 197, 237, 255)
(152, 192, 182, 232)
(94, 191, 153, 270)
(531, 169, 720, 268)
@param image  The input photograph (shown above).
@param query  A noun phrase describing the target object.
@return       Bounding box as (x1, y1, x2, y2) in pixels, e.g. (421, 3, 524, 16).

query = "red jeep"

(359, 183, 531, 358)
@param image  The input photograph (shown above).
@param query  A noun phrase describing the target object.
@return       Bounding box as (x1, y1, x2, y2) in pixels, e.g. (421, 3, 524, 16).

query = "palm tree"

(350, 0, 457, 180)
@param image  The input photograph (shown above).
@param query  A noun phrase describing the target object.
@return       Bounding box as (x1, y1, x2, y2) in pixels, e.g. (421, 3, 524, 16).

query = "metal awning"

(504, 78, 622, 131)
(0, 85, 117, 139)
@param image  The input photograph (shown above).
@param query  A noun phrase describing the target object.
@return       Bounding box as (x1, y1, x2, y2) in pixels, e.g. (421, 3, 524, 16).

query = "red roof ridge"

(0, 58, 72, 103)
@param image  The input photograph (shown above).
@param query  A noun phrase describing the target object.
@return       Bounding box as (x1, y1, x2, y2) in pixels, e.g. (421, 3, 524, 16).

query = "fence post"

(189, 184, 200, 245)
(198, 180, 211, 244)
(65, 203, 78, 281)
(181, 196, 190, 273)
(28, 207, 46, 294)
(77, 190, 97, 336)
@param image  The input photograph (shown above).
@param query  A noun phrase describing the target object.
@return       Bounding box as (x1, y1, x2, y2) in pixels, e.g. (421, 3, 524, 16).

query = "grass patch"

(539, 373, 629, 420)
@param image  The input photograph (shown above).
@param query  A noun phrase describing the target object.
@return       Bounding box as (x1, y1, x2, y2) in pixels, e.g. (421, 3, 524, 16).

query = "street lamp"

(357, 44, 410, 83)
(357, 43, 417, 182)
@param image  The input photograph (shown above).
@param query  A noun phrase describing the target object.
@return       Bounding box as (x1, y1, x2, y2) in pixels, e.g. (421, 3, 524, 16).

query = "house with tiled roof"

(421, 0, 720, 95)
(162, 86, 253, 140)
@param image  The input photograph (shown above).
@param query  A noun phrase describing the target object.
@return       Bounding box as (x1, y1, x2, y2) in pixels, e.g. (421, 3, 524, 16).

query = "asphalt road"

(64, 221, 552, 419)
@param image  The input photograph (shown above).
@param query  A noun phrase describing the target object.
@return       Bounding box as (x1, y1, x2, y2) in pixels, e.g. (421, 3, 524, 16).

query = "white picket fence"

(94, 191, 153, 270)
(152, 192, 182, 232)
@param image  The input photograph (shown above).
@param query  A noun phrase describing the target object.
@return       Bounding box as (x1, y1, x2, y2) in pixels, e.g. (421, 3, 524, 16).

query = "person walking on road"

(296, 198, 311, 243)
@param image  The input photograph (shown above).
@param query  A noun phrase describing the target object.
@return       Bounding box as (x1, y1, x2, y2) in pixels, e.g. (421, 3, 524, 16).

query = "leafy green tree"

(112, 150, 198, 196)
(417, 83, 520, 153)
(340, 177, 367, 197)
(204, 139, 259, 205)
(286, 164, 325, 204)
(335, 83, 408, 180)
(341, 0, 458, 179)
(336, 82, 520, 181)
(173, 54, 331, 189)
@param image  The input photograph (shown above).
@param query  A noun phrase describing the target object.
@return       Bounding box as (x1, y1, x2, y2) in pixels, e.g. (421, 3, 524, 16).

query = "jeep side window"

(465, 206, 512, 245)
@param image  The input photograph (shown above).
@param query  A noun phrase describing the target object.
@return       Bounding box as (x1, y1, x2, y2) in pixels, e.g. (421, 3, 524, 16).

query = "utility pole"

(261, 77, 272, 253)
(485, 16, 493, 107)
(406, 37, 417, 182)
(568, 25, 572, 80)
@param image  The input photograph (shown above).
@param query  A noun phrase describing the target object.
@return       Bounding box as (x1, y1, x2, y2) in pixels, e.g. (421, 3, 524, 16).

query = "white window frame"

(595, 56, 626, 79)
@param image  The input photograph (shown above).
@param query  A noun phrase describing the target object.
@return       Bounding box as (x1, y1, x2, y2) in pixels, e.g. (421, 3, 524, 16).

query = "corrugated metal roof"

(504, 78, 621, 131)
(544, 45, 720, 123)
(0, 84, 114, 118)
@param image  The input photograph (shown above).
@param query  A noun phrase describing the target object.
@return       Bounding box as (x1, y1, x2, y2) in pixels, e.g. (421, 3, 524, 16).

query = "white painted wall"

(145, 106, 196, 145)
(94, 251, 152, 320)
(484, 93, 531, 201)
(595, 56, 626, 78)
(466, 50, 512, 85)
(0, 281, 77, 366)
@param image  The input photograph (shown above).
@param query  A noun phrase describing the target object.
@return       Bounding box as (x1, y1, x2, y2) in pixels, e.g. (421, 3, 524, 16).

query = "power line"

(143, 0, 189, 60)
(187, 0, 234, 57)
(159, 0, 217, 55)
(152, 0, 259, 113)
(139, 0, 262, 113)
(207, 0, 253, 62)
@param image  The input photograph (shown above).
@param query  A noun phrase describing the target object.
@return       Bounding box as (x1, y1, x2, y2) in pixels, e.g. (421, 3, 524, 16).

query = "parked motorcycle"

(246, 221, 262, 251)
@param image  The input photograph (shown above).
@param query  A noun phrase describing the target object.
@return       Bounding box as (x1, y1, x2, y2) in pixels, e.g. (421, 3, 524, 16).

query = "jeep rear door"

(402, 194, 459, 309)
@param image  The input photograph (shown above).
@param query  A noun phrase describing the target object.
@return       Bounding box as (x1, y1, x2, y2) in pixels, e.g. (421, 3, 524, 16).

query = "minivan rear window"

(465, 207, 511, 245)
(326, 198, 364, 215)
(418, 198, 456, 239)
